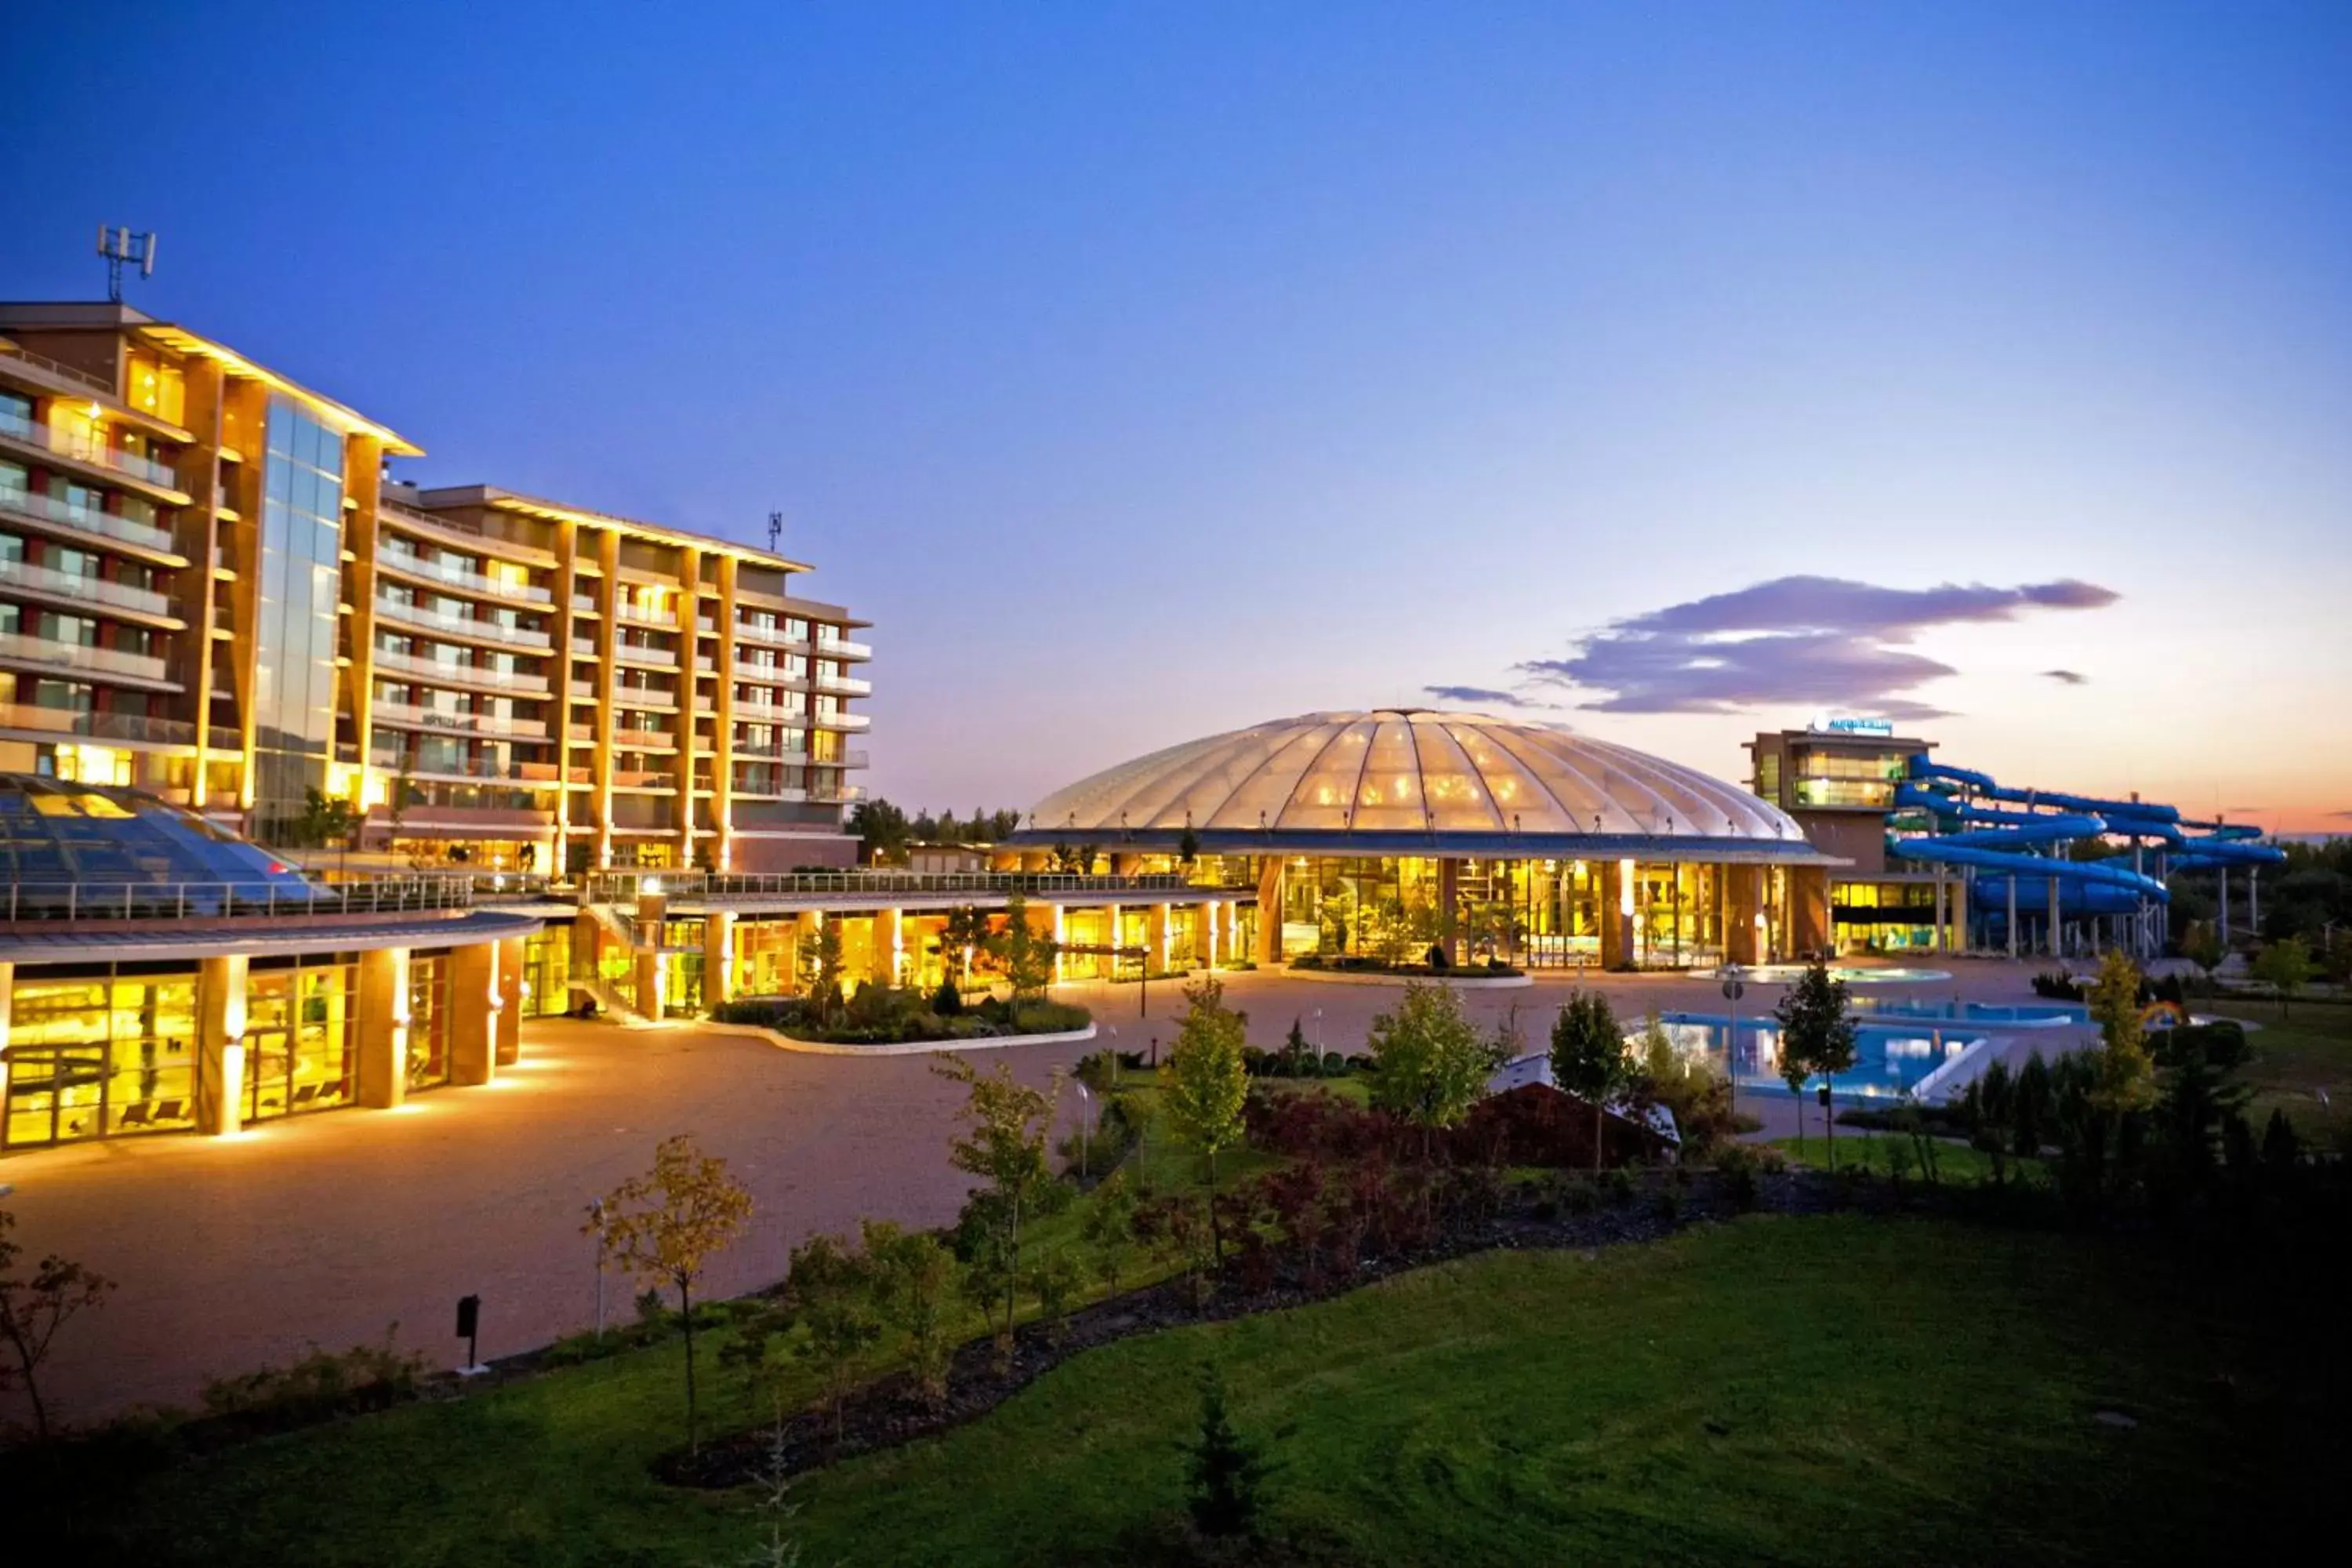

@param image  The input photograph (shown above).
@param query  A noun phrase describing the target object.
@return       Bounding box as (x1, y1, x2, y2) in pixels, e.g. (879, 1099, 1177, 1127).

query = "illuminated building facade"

(0, 301, 868, 874)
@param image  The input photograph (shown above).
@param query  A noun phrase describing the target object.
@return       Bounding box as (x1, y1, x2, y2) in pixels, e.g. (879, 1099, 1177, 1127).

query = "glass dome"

(1017, 710, 1813, 857)
(0, 775, 323, 889)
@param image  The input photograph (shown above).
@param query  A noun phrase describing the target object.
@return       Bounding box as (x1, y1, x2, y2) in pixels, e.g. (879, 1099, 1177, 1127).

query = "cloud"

(2328, 809, 2352, 820)
(1422, 684, 1554, 710)
(2042, 669, 2089, 686)
(1519, 575, 2121, 716)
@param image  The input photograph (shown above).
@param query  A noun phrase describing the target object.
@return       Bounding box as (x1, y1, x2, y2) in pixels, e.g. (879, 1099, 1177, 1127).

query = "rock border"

(700, 1020, 1098, 1057)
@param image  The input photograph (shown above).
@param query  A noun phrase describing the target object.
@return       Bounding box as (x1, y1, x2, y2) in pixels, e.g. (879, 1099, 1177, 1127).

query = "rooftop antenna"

(96, 226, 158, 304)
(765, 510, 782, 555)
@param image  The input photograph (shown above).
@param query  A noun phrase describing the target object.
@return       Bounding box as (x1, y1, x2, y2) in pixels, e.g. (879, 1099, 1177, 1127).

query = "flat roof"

(0, 909, 542, 965)
(416, 484, 815, 575)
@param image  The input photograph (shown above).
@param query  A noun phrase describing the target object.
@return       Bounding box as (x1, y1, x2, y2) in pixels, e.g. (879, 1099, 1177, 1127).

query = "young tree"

(1161, 977, 1251, 1263)
(861, 1220, 956, 1402)
(0, 1208, 116, 1441)
(588, 1134, 753, 1454)
(2085, 948, 2158, 1114)
(797, 917, 847, 1024)
(1961, 1058, 2017, 1188)
(937, 905, 993, 986)
(1363, 982, 1506, 1152)
(1183, 1367, 1272, 1540)
(2250, 935, 2317, 1020)
(1080, 1171, 1138, 1294)
(1774, 959, 1858, 1166)
(783, 1232, 880, 1449)
(1548, 990, 1629, 1172)
(1177, 826, 1201, 868)
(935, 1055, 1062, 1351)
(989, 894, 1059, 1004)
(2178, 920, 2226, 987)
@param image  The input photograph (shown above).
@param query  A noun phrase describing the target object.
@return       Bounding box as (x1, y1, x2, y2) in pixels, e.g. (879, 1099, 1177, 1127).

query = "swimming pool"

(1720, 964, 1953, 985)
(1651, 1011, 1988, 1101)
(1849, 996, 2086, 1028)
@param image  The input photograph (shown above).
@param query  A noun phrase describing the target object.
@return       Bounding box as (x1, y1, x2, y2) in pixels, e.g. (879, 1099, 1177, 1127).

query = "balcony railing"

(812, 710, 870, 731)
(615, 601, 677, 628)
(815, 636, 873, 661)
(0, 556, 179, 620)
(0, 410, 181, 490)
(0, 702, 229, 749)
(814, 673, 872, 697)
(0, 630, 171, 683)
(581, 869, 1200, 903)
(368, 647, 551, 696)
(0, 341, 114, 395)
(2, 874, 483, 924)
(0, 484, 180, 556)
(373, 595, 553, 650)
(571, 594, 601, 615)
(367, 750, 564, 786)
(612, 684, 680, 710)
(809, 749, 869, 768)
(732, 620, 808, 651)
(614, 641, 679, 670)
(371, 700, 550, 740)
(378, 546, 553, 604)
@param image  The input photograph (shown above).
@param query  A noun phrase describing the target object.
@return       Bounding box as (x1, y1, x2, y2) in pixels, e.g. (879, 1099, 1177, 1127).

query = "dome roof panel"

(1019, 710, 1811, 851)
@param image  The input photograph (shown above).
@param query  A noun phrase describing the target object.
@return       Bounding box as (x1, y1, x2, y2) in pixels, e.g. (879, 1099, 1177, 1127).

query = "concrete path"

(2, 956, 2083, 1428)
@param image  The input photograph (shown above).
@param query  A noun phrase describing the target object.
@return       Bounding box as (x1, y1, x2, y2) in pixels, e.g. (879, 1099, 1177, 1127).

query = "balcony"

(610, 768, 677, 790)
(0, 630, 172, 685)
(0, 557, 181, 624)
(614, 641, 679, 670)
(371, 700, 551, 741)
(731, 699, 805, 721)
(732, 620, 808, 652)
(571, 594, 601, 615)
(368, 647, 551, 697)
(0, 702, 216, 749)
(808, 748, 869, 769)
(613, 726, 680, 752)
(0, 410, 183, 493)
(569, 639, 599, 659)
(730, 662, 797, 688)
(615, 601, 677, 629)
(612, 684, 680, 711)
(814, 673, 872, 697)
(811, 710, 870, 731)
(373, 594, 553, 650)
(0, 484, 183, 561)
(815, 636, 873, 662)
(367, 749, 564, 787)
(377, 545, 553, 604)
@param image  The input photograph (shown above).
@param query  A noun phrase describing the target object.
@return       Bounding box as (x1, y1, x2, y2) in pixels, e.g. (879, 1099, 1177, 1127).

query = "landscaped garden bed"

(710, 989, 1091, 1047)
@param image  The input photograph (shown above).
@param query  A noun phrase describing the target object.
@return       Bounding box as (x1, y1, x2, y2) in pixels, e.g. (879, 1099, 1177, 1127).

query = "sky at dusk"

(5, 2, 2347, 832)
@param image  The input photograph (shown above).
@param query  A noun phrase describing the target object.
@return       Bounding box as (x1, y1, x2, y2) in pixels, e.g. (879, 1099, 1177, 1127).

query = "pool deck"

(1, 956, 2122, 1428)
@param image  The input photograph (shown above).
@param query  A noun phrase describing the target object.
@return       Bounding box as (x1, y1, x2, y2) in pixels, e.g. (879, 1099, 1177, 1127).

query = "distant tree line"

(846, 800, 1025, 864)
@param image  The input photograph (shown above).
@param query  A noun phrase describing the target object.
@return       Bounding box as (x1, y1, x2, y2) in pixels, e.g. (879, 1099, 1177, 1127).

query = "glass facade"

(241, 960, 358, 1121)
(252, 397, 346, 833)
(408, 955, 451, 1090)
(2, 968, 200, 1148)
(1788, 746, 1908, 810)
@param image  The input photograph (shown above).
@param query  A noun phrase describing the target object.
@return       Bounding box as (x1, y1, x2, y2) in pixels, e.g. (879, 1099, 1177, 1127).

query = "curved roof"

(0, 774, 321, 887)
(1015, 710, 1821, 861)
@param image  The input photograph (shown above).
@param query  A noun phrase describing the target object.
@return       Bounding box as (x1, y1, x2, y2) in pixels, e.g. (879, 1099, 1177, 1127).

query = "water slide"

(1886, 759, 2283, 941)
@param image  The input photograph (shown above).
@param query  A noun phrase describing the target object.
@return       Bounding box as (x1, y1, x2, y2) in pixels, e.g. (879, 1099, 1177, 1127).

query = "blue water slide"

(1892, 758, 2170, 920)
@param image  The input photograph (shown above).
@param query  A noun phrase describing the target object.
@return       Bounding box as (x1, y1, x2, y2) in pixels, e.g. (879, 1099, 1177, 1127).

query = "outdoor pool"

(1849, 996, 2087, 1028)
(1652, 1011, 1988, 1102)
(1721, 964, 1953, 985)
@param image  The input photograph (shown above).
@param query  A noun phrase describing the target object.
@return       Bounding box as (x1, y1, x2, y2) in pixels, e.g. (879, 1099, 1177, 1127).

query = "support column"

(1255, 856, 1286, 966)
(793, 908, 822, 993)
(451, 942, 501, 1085)
(1599, 858, 1635, 971)
(196, 955, 249, 1137)
(874, 907, 902, 987)
(357, 946, 411, 1109)
(2249, 868, 2260, 935)
(1725, 866, 1763, 965)
(704, 910, 737, 1007)
(2218, 866, 2230, 947)
(1932, 872, 1947, 955)
(2006, 876, 2019, 960)
(1436, 858, 1461, 964)
(2048, 877, 2062, 959)
(636, 884, 670, 1023)
(1148, 902, 1171, 974)
(1203, 899, 1221, 968)
(496, 935, 525, 1065)
(1790, 866, 1831, 956)
(0, 962, 13, 1127)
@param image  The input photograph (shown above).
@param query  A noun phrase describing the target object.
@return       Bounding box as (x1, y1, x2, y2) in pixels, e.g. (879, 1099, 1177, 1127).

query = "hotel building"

(1745, 722, 1947, 953)
(0, 301, 869, 873)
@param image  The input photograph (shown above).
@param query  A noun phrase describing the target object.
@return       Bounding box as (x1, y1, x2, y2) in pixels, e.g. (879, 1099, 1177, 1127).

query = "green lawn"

(2209, 1000, 2352, 1142)
(1767, 1133, 2038, 1186)
(9, 1215, 2332, 1565)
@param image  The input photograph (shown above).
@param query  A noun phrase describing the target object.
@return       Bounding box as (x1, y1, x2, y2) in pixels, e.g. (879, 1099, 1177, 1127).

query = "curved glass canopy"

(1018, 710, 1813, 855)
(0, 775, 320, 887)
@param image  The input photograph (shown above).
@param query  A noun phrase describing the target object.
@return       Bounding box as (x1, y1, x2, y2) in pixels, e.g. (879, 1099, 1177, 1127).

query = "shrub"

(1425, 943, 1451, 972)
(931, 978, 963, 1016)
(1320, 1051, 1349, 1076)
(199, 1329, 427, 1429)
(1602, 1167, 1635, 1207)
(1713, 1144, 1763, 1210)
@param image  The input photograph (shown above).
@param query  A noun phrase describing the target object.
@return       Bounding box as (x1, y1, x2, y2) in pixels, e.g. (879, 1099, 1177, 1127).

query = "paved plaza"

(4, 961, 2079, 1426)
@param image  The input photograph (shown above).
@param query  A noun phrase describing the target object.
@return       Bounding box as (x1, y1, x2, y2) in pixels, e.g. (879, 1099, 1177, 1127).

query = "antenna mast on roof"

(766, 510, 782, 555)
(96, 226, 158, 304)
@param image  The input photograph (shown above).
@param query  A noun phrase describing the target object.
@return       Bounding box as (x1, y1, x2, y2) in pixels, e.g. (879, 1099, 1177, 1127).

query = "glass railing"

(0, 630, 171, 683)
(808, 749, 869, 768)
(814, 673, 872, 697)
(0, 702, 202, 746)
(0, 556, 178, 619)
(615, 601, 677, 628)
(0, 411, 180, 489)
(378, 546, 553, 604)
(614, 642, 679, 669)
(368, 647, 551, 695)
(373, 595, 553, 649)
(0, 484, 180, 555)
(815, 636, 873, 660)
(612, 685, 680, 710)
(2, 875, 483, 924)
(369, 700, 551, 740)
(367, 749, 563, 786)
(732, 620, 808, 651)
(580, 869, 1200, 903)
(572, 595, 601, 615)
(811, 710, 870, 731)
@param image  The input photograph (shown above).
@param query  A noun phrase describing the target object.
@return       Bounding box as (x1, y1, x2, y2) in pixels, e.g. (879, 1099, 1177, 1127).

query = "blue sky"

(5, 2, 2347, 829)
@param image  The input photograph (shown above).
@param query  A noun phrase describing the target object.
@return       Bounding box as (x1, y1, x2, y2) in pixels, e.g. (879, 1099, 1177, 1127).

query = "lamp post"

(1720, 964, 1747, 1129)
(1074, 1080, 1094, 1180)
(587, 1197, 608, 1338)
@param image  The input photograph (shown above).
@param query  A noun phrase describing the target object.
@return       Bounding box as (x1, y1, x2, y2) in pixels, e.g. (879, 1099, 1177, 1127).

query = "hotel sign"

(1813, 716, 1895, 737)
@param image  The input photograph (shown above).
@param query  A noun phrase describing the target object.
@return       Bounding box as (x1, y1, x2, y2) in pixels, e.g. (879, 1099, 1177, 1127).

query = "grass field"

(8, 1214, 2333, 1566)
(2209, 999, 2352, 1142)
(1766, 1132, 2031, 1186)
